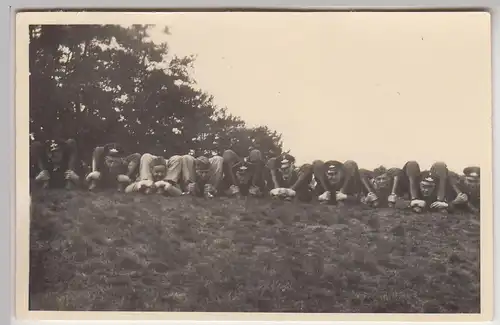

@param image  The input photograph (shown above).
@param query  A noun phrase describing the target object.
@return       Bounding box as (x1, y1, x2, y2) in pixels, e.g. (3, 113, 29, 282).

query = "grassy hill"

(29, 189, 480, 313)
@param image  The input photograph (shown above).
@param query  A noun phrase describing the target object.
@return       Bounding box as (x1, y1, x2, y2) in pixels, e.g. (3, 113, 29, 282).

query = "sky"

(142, 12, 491, 172)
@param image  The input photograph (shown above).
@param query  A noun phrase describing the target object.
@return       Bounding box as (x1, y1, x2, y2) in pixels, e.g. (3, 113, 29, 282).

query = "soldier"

(267, 153, 314, 202)
(30, 138, 84, 190)
(124, 153, 185, 196)
(391, 160, 450, 213)
(448, 166, 480, 214)
(359, 166, 401, 208)
(182, 153, 224, 198)
(312, 159, 363, 205)
(85, 143, 141, 192)
(222, 149, 267, 197)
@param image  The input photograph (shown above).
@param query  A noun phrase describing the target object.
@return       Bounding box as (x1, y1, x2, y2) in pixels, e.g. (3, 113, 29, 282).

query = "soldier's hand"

(270, 188, 286, 197)
(318, 191, 331, 202)
(228, 185, 241, 196)
(65, 170, 80, 182)
(204, 183, 217, 198)
(154, 180, 169, 189)
(430, 201, 449, 209)
(366, 192, 378, 203)
(117, 174, 131, 184)
(410, 199, 426, 208)
(136, 179, 153, 189)
(249, 185, 261, 197)
(187, 182, 197, 194)
(388, 193, 397, 204)
(86, 171, 101, 181)
(453, 192, 468, 204)
(36, 170, 50, 182)
(336, 191, 348, 201)
(467, 203, 480, 214)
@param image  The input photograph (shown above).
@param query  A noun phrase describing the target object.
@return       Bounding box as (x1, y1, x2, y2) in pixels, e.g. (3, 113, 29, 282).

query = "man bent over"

(30, 138, 84, 190)
(182, 154, 224, 198)
(125, 153, 184, 196)
(312, 159, 362, 205)
(359, 166, 401, 208)
(85, 143, 141, 192)
(392, 160, 450, 213)
(448, 166, 480, 214)
(267, 153, 314, 202)
(222, 149, 266, 197)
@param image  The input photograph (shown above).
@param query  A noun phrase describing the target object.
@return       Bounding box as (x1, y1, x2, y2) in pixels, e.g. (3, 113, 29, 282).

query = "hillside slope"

(29, 190, 480, 313)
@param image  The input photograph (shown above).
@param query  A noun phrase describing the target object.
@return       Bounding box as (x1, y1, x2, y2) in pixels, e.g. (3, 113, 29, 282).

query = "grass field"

(29, 189, 480, 313)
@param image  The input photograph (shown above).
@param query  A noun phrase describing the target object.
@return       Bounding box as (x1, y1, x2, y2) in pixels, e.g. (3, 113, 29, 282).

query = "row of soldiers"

(29, 138, 481, 214)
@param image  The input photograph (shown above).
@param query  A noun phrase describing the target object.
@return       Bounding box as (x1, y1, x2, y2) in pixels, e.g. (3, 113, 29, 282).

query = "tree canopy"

(29, 24, 286, 162)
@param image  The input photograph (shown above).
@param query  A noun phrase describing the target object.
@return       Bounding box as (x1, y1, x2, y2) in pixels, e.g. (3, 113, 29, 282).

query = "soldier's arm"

(448, 171, 478, 213)
(340, 160, 360, 195)
(359, 169, 375, 193)
(448, 171, 463, 195)
(91, 146, 105, 173)
(290, 164, 313, 191)
(266, 157, 281, 189)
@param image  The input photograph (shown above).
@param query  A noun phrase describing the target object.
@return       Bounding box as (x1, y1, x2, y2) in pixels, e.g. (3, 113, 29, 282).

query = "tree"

(29, 24, 285, 162)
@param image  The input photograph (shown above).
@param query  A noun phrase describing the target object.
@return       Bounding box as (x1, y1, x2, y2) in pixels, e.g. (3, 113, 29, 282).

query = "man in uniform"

(124, 153, 184, 196)
(182, 153, 224, 198)
(312, 159, 363, 205)
(267, 153, 314, 202)
(391, 160, 450, 213)
(222, 148, 267, 197)
(85, 143, 141, 192)
(30, 138, 83, 190)
(359, 165, 401, 208)
(447, 166, 480, 214)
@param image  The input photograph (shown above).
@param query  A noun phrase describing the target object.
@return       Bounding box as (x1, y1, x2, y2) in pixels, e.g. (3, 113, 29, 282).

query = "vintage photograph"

(22, 11, 491, 316)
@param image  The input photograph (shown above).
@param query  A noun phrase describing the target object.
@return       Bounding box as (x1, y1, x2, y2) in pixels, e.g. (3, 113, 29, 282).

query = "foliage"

(29, 24, 285, 161)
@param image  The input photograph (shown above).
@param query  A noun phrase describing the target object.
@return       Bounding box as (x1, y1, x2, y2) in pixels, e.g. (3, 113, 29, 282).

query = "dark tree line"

(29, 24, 286, 163)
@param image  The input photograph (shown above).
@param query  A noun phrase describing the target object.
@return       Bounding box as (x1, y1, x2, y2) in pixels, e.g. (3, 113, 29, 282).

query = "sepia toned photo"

(16, 10, 493, 321)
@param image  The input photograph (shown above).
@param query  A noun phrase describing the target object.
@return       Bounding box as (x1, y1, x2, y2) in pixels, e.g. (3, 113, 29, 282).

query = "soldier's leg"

(312, 160, 331, 192)
(181, 154, 196, 187)
(165, 155, 183, 185)
(138, 153, 156, 181)
(209, 155, 224, 192)
(222, 149, 241, 187)
(340, 160, 362, 196)
(31, 141, 49, 189)
(266, 157, 281, 189)
(430, 161, 449, 202)
(248, 149, 266, 190)
(86, 146, 105, 191)
(294, 163, 314, 202)
(312, 160, 337, 204)
(64, 139, 81, 190)
(403, 161, 421, 201)
(118, 153, 141, 192)
(65, 139, 79, 172)
(126, 153, 157, 194)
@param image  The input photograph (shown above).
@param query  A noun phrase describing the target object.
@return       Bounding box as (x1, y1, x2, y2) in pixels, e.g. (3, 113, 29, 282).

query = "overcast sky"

(143, 12, 490, 172)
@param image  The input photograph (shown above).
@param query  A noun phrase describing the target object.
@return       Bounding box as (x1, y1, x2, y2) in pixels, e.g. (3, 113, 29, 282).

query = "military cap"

(463, 166, 480, 178)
